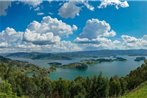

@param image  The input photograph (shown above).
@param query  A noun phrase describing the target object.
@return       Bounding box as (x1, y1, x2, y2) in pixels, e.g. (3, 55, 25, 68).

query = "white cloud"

(83, 1, 94, 11)
(121, 35, 147, 49)
(74, 18, 117, 50)
(20, 0, 42, 7)
(78, 18, 116, 40)
(58, 0, 94, 19)
(58, 1, 81, 19)
(143, 35, 147, 40)
(98, 0, 129, 9)
(75, 34, 147, 50)
(51, 41, 82, 52)
(0, 27, 23, 47)
(37, 12, 44, 15)
(74, 18, 147, 50)
(41, 16, 77, 36)
(1, 26, 147, 52)
(23, 16, 77, 45)
(34, 7, 40, 11)
(0, 42, 9, 48)
(122, 35, 138, 43)
(0, 40, 81, 53)
(0, 16, 81, 52)
(0, 0, 43, 16)
(0, 1, 11, 16)
(23, 29, 61, 45)
(75, 37, 123, 50)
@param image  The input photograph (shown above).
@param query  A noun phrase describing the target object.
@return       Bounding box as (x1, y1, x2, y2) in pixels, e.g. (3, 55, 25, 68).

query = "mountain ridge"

(4, 49, 147, 60)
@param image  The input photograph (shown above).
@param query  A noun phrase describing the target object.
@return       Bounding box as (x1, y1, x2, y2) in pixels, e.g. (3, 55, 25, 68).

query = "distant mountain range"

(2, 49, 147, 60)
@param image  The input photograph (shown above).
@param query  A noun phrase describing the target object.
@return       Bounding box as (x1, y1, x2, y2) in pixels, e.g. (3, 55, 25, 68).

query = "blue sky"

(0, 0, 147, 52)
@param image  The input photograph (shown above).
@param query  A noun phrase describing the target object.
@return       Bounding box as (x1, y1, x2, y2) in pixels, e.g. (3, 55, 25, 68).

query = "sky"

(0, 0, 147, 53)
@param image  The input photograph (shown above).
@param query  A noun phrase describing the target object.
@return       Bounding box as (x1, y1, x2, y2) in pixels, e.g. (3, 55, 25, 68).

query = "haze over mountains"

(3, 49, 147, 60)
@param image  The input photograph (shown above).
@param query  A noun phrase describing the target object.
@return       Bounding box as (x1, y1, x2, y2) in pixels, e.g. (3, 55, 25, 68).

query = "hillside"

(121, 81, 147, 98)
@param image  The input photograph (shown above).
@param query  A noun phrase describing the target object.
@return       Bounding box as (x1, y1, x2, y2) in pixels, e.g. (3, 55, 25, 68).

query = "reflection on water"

(10, 56, 145, 80)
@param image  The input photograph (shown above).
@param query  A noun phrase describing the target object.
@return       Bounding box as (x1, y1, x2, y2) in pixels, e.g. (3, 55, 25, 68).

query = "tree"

(53, 78, 69, 98)
(119, 77, 127, 95)
(87, 74, 109, 98)
(109, 76, 121, 97)
(0, 79, 13, 95)
(41, 77, 52, 98)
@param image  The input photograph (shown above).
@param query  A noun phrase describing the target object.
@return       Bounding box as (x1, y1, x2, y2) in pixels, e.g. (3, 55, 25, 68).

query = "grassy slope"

(121, 81, 147, 98)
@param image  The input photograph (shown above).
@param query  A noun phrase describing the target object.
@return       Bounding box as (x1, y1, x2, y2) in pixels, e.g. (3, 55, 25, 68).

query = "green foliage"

(0, 56, 147, 98)
(0, 79, 13, 95)
(109, 76, 121, 97)
(0, 78, 23, 98)
(87, 74, 109, 98)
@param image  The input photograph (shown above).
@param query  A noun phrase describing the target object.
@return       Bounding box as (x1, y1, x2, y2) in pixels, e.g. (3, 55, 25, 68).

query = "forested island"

(135, 57, 146, 61)
(49, 57, 127, 70)
(0, 56, 147, 98)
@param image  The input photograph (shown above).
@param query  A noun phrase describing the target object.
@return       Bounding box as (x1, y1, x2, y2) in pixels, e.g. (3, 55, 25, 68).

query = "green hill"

(121, 81, 147, 98)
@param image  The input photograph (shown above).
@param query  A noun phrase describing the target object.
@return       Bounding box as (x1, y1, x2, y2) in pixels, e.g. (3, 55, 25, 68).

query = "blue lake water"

(10, 56, 145, 80)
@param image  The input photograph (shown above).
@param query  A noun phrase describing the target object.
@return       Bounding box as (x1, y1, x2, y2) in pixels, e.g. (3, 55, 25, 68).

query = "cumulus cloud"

(74, 18, 118, 50)
(121, 35, 147, 49)
(23, 29, 61, 45)
(75, 34, 147, 50)
(0, 27, 23, 47)
(51, 41, 82, 52)
(0, 1, 11, 16)
(0, 42, 9, 48)
(76, 18, 116, 40)
(0, 40, 81, 53)
(0, 0, 43, 16)
(0, 16, 81, 52)
(58, 1, 81, 19)
(122, 35, 138, 43)
(20, 0, 43, 7)
(74, 18, 147, 50)
(1, 28, 147, 52)
(58, 0, 94, 18)
(98, 0, 129, 9)
(75, 37, 123, 50)
(1, 15, 147, 52)
(23, 16, 77, 45)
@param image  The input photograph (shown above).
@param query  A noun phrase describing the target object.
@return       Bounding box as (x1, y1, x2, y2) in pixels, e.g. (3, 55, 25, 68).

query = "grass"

(121, 81, 147, 98)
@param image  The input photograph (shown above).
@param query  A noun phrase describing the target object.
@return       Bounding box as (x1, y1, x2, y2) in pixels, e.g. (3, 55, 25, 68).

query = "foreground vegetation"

(0, 56, 147, 98)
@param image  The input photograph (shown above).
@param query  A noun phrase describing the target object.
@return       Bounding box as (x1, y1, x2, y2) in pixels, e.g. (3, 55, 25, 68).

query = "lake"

(10, 56, 145, 80)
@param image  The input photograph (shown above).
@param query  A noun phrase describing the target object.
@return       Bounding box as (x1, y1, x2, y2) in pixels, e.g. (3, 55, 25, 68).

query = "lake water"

(10, 56, 145, 80)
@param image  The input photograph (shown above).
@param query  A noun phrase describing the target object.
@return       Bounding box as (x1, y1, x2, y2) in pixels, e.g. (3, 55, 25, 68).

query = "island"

(135, 57, 146, 61)
(48, 62, 62, 67)
(114, 57, 127, 61)
(48, 57, 127, 70)
(81, 57, 127, 64)
(62, 63, 88, 70)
